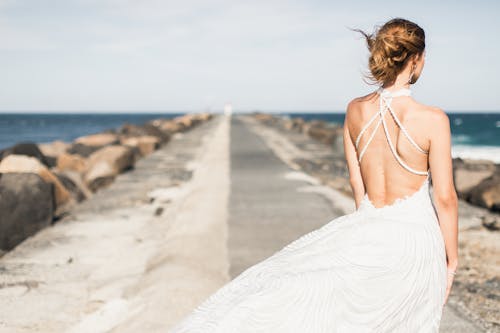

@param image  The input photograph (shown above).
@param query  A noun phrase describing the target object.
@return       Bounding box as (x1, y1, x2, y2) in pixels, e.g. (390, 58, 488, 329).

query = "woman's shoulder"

(346, 91, 378, 108)
(345, 91, 378, 117)
(410, 100, 449, 123)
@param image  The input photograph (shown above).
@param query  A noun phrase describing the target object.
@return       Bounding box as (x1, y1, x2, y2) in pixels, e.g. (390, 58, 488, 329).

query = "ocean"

(281, 112, 500, 163)
(0, 112, 499, 163)
(0, 113, 184, 151)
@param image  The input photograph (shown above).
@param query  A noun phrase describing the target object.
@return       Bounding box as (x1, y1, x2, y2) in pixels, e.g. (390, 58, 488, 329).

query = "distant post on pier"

(224, 103, 233, 116)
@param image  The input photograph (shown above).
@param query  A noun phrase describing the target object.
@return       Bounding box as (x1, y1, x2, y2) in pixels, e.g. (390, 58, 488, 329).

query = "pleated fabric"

(169, 175, 448, 333)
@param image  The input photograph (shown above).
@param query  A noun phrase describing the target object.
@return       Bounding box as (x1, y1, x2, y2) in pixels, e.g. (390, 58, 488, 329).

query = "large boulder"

(151, 119, 185, 134)
(1, 142, 51, 167)
(0, 173, 54, 251)
(118, 123, 170, 144)
(66, 143, 101, 157)
(195, 112, 212, 121)
(467, 174, 500, 212)
(67, 133, 120, 157)
(54, 170, 92, 202)
(56, 153, 88, 173)
(307, 125, 343, 145)
(120, 136, 160, 157)
(284, 117, 305, 132)
(282, 118, 295, 131)
(452, 158, 497, 197)
(38, 140, 70, 159)
(254, 113, 280, 126)
(301, 119, 327, 135)
(173, 114, 195, 128)
(0, 154, 72, 208)
(74, 133, 120, 147)
(84, 145, 136, 192)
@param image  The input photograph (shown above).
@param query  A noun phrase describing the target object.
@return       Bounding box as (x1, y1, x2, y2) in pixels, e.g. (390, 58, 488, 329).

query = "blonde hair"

(352, 18, 426, 87)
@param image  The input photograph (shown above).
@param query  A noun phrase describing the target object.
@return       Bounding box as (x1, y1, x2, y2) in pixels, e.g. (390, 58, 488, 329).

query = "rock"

(301, 120, 327, 135)
(253, 113, 279, 126)
(453, 158, 497, 197)
(118, 123, 170, 144)
(1, 142, 51, 167)
(0, 173, 54, 251)
(153, 119, 185, 133)
(174, 114, 197, 129)
(0, 154, 72, 208)
(121, 136, 160, 156)
(54, 170, 91, 202)
(154, 207, 164, 216)
(189, 114, 204, 126)
(253, 113, 274, 122)
(282, 119, 294, 131)
(38, 140, 70, 168)
(481, 215, 499, 231)
(84, 145, 136, 192)
(74, 133, 120, 147)
(196, 112, 213, 121)
(310, 119, 327, 127)
(290, 117, 305, 132)
(38, 140, 70, 159)
(307, 125, 342, 145)
(56, 153, 88, 173)
(84, 162, 115, 192)
(66, 133, 120, 157)
(467, 174, 500, 212)
(66, 143, 102, 157)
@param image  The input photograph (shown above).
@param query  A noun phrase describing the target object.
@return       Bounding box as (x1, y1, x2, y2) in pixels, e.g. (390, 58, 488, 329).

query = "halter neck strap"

(377, 87, 412, 98)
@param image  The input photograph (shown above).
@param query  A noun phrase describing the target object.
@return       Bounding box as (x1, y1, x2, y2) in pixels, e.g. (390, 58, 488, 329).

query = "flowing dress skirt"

(169, 177, 447, 333)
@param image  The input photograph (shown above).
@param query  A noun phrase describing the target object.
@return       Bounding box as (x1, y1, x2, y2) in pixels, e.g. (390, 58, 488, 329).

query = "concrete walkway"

(228, 116, 340, 277)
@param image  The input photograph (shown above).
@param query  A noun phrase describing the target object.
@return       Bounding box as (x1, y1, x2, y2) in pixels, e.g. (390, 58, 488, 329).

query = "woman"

(170, 17, 459, 332)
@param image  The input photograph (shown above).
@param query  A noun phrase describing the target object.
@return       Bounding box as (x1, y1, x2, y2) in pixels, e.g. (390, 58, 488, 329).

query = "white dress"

(169, 87, 448, 333)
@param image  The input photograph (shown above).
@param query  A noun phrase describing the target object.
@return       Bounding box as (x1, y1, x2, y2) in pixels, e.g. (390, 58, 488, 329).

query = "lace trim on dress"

(360, 173, 430, 211)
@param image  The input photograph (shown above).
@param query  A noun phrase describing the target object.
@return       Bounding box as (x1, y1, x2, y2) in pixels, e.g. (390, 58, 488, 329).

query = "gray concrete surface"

(228, 116, 340, 277)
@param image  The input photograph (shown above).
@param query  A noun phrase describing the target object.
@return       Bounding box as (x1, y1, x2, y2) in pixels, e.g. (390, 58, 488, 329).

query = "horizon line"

(0, 110, 499, 114)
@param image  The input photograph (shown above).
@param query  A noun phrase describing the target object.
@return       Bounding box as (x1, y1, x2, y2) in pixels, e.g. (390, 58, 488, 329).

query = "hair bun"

(351, 18, 425, 86)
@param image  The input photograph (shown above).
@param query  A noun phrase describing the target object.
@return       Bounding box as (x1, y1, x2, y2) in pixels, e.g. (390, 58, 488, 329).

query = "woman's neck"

(383, 66, 413, 91)
(382, 80, 411, 92)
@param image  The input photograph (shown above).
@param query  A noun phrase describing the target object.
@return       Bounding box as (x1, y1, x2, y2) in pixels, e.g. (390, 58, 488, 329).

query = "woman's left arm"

(343, 102, 365, 209)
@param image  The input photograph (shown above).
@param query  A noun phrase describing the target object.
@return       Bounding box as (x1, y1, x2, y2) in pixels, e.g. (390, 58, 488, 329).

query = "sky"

(0, 0, 499, 113)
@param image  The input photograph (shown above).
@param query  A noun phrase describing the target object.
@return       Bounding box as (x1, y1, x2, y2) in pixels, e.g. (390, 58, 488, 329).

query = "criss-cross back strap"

(354, 87, 429, 176)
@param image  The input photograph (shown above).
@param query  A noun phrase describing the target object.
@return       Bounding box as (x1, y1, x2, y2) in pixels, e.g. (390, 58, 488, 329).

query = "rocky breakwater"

(252, 112, 352, 196)
(0, 112, 213, 253)
(254, 113, 344, 149)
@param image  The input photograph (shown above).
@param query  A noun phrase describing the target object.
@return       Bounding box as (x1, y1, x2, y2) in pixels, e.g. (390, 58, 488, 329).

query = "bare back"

(346, 88, 433, 208)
